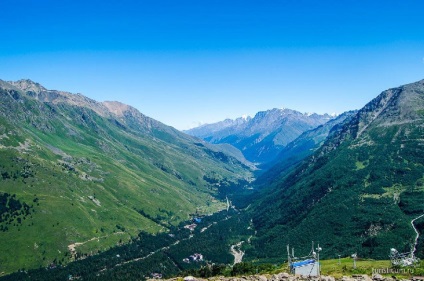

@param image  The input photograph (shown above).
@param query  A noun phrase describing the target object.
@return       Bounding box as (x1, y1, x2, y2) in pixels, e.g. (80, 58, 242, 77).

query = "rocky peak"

(186, 107, 334, 163)
(253, 108, 297, 119)
(345, 79, 424, 140)
(1, 79, 157, 129)
(312, 78, 424, 160)
(4, 79, 117, 118)
(9, 79, 47, 93)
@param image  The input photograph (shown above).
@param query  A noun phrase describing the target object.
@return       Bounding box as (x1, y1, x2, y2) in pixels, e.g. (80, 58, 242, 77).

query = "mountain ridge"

(8, 79, 146, 122)
(257, 110, 357, 181)
(248, 78, 424, 261)
(2, 78, 424, 280)
(0, 79, 253, 274)
(185, 108, 334, 163)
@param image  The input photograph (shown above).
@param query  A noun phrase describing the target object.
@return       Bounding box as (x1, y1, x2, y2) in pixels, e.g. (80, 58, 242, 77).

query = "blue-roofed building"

(291, 259, 316, 268)
(291, 259, 319, 276)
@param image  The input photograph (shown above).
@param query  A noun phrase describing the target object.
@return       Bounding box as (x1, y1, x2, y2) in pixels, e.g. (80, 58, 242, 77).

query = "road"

(411, 213, 424, 257)
(230, 241, 245, 265)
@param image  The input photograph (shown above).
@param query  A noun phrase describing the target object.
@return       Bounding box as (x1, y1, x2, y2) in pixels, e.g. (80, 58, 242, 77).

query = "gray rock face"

(258, 110, 356, 176)
(319, 79, 424, 155)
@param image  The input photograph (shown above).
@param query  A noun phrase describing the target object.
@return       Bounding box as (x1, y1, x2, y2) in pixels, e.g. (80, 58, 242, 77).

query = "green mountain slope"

(0, 79, 253, 274)
(4, 79, 424, 280)
(249, 79, 424, 260)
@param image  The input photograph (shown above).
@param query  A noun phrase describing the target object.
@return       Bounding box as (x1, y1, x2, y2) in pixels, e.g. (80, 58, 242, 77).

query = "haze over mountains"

(1, 78, 424, 280)
(258, 110, 357, 176)
(185, 109, 335, 163)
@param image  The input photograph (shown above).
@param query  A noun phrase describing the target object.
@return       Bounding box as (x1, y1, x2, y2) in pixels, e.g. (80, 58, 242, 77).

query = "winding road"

(411, 213, 424, 257)
(111, 215, 233, 269)
(230, 241, 245, 265)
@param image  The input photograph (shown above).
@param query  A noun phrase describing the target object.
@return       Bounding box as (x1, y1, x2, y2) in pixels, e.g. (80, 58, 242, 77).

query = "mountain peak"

(346, 78, 424, 140)
(241, 114, 250, 121)
(9, 79, 47, 93)
(186, 107, 334, 163)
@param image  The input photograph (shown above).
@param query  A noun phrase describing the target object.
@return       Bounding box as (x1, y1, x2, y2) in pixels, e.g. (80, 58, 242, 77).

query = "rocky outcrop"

(148, 273, 416, 281)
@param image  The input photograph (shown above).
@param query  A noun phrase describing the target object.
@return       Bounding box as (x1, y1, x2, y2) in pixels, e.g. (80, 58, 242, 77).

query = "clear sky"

(1, 0, 424, 130)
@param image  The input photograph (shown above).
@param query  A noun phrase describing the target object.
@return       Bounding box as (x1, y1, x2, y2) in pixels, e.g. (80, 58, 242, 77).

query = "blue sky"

(1, 0, 424, 130)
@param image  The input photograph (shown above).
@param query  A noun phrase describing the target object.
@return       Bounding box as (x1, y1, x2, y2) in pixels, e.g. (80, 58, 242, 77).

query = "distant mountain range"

(0, 79, 253, 274)
(185, 109, 335, 163)
(258, 110, 357, 179)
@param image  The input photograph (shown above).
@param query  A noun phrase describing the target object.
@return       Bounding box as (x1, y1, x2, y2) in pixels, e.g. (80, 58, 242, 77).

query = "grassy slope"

(320, 258, 424, 278)
(0, 86, 252, 274)
(247, 82, 424, 261)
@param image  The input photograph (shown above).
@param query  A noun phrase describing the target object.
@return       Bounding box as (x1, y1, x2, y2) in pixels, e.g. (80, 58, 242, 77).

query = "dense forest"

(0, 208, 256, 280)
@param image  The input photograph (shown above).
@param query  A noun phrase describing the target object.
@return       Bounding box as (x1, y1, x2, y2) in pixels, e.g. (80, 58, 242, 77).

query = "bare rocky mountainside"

(0, 79, 253, 274)
(185, 109, 334, 164)
(258, 110, 357, 174)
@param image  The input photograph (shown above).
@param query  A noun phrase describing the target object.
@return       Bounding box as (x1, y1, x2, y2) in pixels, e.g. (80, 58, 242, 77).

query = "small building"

(291, 259, 319, 277)
(151, 273, 163, 279)
(184, 224, 197, 231)
(189, 253, 203, 262)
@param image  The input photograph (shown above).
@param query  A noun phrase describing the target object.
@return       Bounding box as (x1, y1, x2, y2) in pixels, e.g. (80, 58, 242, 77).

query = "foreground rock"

(148, 273, 417, 281)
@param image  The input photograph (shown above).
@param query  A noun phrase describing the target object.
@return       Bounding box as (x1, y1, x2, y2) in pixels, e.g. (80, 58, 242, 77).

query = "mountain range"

(185, 109, 334, 163)
(1, 78, 424, 280)
(258, 110, 357, 180)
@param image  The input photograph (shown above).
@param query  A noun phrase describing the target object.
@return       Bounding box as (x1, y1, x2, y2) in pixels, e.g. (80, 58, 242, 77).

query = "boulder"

(258, 275, 268, 281)
(372, 274, 384, 281)
(321, 276, 335, 281)
(280, 273, 291, 279)
(342, 276, 355, 281)
(269, 274, 280, 281)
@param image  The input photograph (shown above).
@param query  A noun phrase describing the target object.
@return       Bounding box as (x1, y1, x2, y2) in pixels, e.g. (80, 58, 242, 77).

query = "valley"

(1, 78, 424, 280)
(2, 0, 424, 280)
(0, 79, 253, 275)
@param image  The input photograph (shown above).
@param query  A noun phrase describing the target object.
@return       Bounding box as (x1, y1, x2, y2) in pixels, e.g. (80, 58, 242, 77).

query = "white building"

(291, 259, 320, 276)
